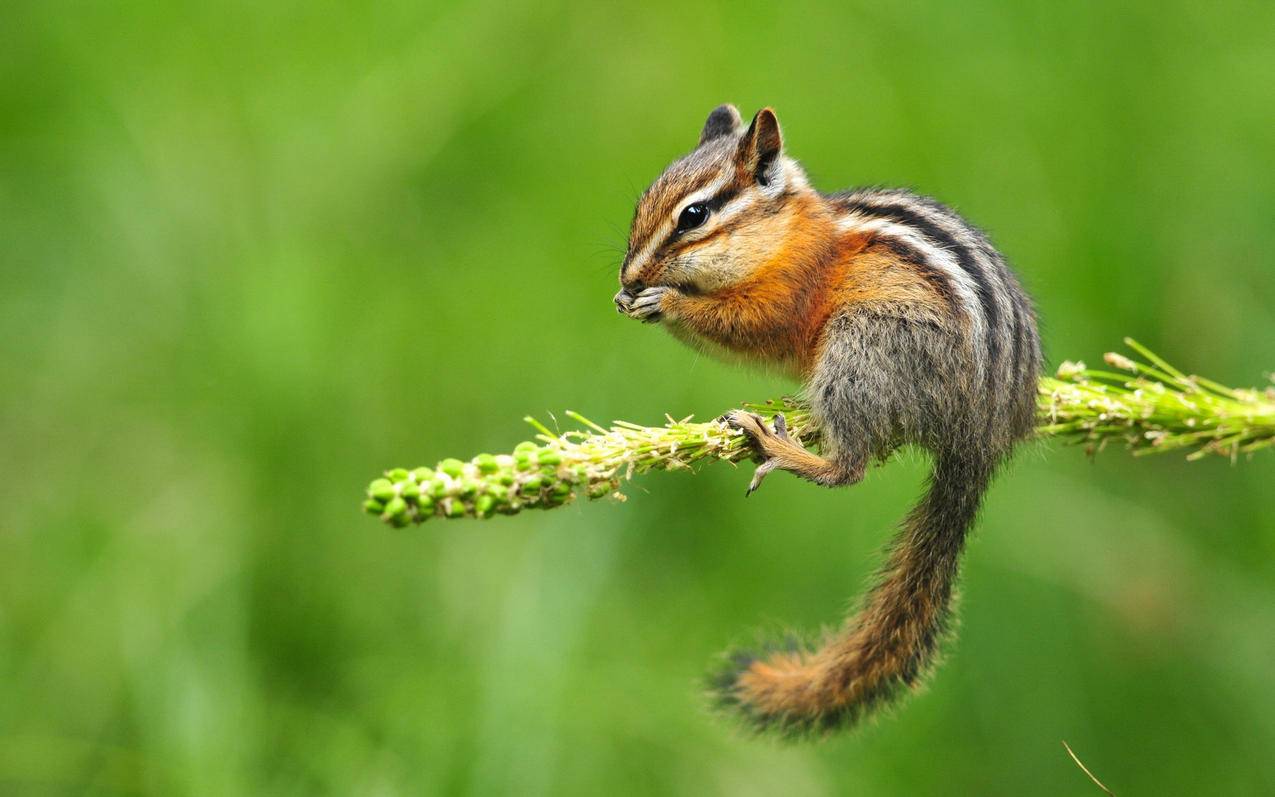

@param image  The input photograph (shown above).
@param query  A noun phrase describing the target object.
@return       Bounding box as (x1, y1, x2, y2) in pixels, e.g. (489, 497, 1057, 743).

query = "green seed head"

(382, 495, 408, 524)
(368, 479, 396, 502)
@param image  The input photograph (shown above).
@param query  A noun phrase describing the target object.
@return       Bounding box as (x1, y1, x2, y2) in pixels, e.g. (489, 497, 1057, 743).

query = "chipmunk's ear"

(699, 104, 742, 145)
(738, 108, 784, 187)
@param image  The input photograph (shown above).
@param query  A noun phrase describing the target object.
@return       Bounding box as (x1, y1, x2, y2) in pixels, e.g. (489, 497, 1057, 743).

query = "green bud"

(513, 441, 539, 455)
(553, 481, 572, 498)
(475, 494, 495, 517)
(587, 481, 613, 499)
(430, 478, 449, 498)
(368, 479, 396, 502)
(398, 481, 420, 500)
(543, 487, 568, 507)
(458, 478, 480, 497)
(363, 498, 385, 514)
(520, 476, 543, 494)
(417, 494, 435, 514)
(499, 472, 515, 486)
(487, 484, 509, 500)
(514, 452, 535, 470)
(445, 499, 467, 518)
(382, 496, 408, 523)
(388, 468, 410, 482)
(474, 453, 499, 473)
(412, 467, 435, 482)
(439, 458, 465, 478)
(538, 450, 562, 467)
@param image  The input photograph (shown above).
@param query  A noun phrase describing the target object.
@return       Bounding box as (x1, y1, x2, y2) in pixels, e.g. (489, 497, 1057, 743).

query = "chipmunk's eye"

(676, 202, 709, 233)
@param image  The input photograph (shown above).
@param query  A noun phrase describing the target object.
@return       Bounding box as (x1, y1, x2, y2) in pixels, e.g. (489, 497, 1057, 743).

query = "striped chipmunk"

(614, 105, 1041, 736)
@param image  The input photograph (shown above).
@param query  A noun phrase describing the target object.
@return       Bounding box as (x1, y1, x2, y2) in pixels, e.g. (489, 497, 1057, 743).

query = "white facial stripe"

(839, 213, 987, 368)
(670, 188, 759, 258)
(625, 228, 666, 280)
(625, 176, 737, 280)
(717, 191, 755, 218)
(672, 174, 733, 219)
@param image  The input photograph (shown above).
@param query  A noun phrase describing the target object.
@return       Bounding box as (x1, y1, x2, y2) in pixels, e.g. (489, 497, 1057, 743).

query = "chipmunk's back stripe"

(835, 193, 1019, 384)
(874, 236, 960, 313)
(983, 241, 1038, 403)
(839, 199, 1002, 368)
(971, 238, 1020, 408)
(1007, 271, 1040, 399)
(836, 215, 988, 364)
(1009, 283, 1024, 389)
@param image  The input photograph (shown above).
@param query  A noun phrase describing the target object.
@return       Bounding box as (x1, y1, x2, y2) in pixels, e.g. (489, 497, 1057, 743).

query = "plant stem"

(364, 340, 1275, 526)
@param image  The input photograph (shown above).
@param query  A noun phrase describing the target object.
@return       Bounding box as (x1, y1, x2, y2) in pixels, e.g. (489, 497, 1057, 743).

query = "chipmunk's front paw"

(724, 411, 793, 496)
(614, 286, 675, 323)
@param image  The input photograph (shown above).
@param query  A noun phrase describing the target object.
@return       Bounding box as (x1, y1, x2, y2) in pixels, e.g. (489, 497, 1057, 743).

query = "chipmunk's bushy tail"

(709, 452, 994, 736)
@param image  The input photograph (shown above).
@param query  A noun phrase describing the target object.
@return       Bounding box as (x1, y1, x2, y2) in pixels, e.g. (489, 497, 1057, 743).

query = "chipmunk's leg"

(725, 411, 865, 495)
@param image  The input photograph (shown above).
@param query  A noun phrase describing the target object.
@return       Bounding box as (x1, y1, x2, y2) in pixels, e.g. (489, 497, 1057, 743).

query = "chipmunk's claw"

(615, 286, 671, 323)
(746, 460, 777, 496)
(771, 412, 792, 442)
(725, 410, 791, 496)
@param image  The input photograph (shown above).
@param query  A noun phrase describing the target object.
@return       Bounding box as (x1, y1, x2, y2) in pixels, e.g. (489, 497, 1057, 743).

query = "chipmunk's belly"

(664, 319, 806, 381)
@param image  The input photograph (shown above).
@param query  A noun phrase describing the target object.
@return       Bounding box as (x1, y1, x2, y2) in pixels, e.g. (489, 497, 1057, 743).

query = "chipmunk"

(614, 105, 1041, 736)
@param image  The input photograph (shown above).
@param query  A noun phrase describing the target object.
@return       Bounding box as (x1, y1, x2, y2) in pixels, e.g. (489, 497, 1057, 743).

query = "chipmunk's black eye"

(676, 202, 709, 233)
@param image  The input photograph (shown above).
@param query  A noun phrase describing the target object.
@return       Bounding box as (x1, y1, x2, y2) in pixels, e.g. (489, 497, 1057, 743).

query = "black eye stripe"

(675, 187, 739, 228)
(704, 187, 738, 212)
(661, 186, 742, 248)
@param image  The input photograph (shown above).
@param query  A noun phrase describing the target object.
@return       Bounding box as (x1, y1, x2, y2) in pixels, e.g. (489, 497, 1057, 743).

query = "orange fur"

(619, 106, 1040, 737)
(665, 216, 952, 378)
(733, 533, 954, 718)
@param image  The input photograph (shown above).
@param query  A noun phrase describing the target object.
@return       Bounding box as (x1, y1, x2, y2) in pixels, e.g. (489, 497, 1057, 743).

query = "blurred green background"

(3, 1, 1274, 794)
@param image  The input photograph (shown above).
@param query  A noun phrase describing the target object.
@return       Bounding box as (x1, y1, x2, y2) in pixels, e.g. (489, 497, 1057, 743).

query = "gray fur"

(619, 106, 1043, 735)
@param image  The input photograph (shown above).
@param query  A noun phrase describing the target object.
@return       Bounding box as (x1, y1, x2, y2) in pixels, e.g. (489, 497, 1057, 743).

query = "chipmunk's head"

(617, 105, 812, 298)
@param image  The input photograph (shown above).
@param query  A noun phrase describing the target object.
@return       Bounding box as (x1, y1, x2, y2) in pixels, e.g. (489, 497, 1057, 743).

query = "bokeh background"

(3, 1, 1274, 794)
